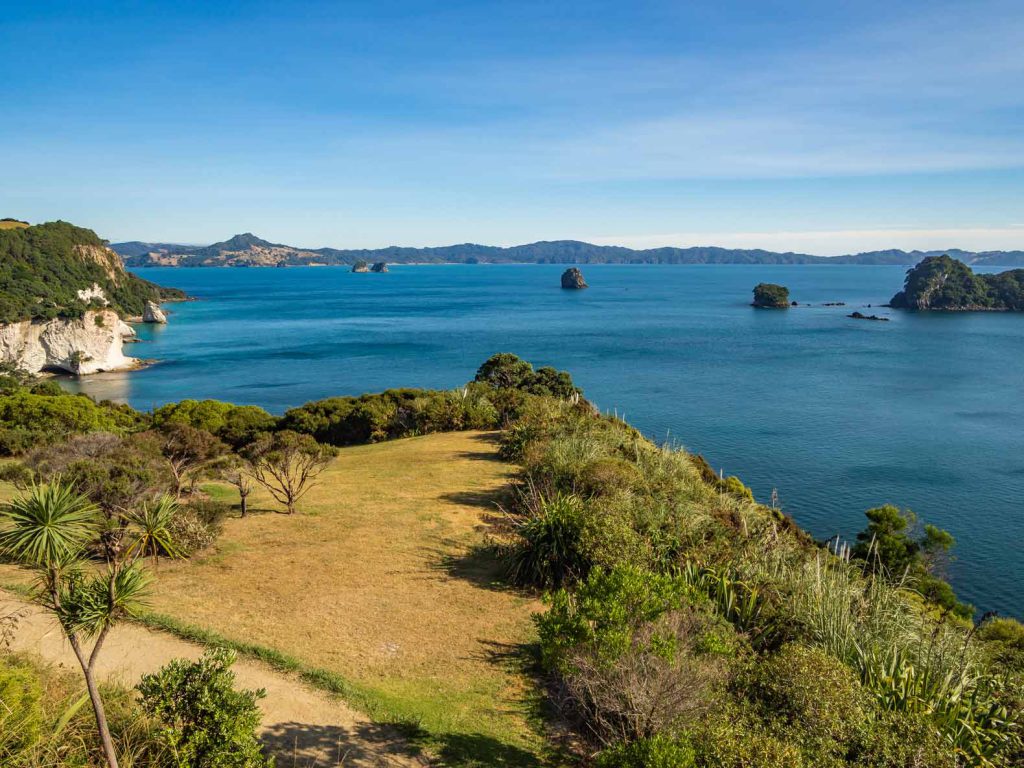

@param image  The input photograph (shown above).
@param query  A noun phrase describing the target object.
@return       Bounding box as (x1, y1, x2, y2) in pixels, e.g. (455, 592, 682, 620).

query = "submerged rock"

(143, 300, 167, 324)
(561, 267, 588, 289)
(370, 262, 388, 273)
(849, 311, 890, 322)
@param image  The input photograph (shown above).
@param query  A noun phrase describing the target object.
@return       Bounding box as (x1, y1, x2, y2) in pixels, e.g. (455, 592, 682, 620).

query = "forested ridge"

(0, 221, 184, 324)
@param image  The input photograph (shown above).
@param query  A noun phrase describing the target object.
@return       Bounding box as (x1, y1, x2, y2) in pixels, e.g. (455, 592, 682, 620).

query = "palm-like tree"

(0, 481, 163, 768)
(124, 495, 181, 566)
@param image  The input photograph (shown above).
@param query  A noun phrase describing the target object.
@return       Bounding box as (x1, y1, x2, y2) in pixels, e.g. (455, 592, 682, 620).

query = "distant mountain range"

(111, 233, 1024, 268)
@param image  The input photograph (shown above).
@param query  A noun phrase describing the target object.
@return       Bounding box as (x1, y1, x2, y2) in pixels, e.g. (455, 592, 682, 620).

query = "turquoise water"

(66, 265, 1024, 618)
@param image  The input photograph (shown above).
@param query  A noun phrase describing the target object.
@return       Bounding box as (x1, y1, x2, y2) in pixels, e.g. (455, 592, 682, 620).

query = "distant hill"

(110, 234, 1024, 268)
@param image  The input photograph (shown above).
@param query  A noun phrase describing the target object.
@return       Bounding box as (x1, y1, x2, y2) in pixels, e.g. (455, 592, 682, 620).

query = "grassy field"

(0, 432, 548, 765)
(148, 431, 547, 766)
(0, 219, 29, 229)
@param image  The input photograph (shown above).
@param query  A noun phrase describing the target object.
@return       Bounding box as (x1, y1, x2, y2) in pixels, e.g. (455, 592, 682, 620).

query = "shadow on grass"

(438, 486, 510, 511)
(434, 732, 542, 768)
(429, 540, 519, 593)
(262, 720, 420, 767)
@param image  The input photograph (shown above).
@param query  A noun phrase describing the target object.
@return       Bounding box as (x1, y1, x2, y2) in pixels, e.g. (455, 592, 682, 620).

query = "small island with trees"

(751, 282, 791, 308)
(889, 255, 1024, 311)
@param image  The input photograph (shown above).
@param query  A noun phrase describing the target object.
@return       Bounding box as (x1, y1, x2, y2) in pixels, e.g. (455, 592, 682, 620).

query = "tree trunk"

(69, 636, 119, 768)
(239, 490, 248, 517)
(83, 665, 120, 768)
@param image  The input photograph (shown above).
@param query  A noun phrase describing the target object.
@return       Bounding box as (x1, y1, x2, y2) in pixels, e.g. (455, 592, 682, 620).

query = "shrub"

(537, 565, 692, 672)
(168, 506, 220, 556)
(694, 713, 806, 768)
(138, 648, 270, 768)
(578, 456, 644, 498)
(506, 493, 590, 589)
(536, 566, 732, 744)
(749, 644, 867, 755)
(596, 734, 696, 768)
(850, 710, 955, 768)
(0, 427, 50, 456)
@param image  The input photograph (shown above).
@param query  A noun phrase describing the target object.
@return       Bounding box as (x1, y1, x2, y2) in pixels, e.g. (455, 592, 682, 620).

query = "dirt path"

(2, 595, 421, 768)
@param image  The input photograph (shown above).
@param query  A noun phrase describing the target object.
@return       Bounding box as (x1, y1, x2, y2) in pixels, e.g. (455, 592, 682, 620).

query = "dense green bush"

(748, 644, 868, 757)
(596, 734, 695, 768)
(0, 390, 142, 453)
(280, 386, 501, 445)
(138, 648, 270, 768)
(152, 399, 277, 449)
(538, 566, 733, 744)
(693, 712, 805, 768)
(475, 353, 580, 398)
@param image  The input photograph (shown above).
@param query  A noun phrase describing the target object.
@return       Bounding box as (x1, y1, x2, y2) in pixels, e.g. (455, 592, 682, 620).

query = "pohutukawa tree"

(243, 430, 332, 514)
(0, 482, 183, 768)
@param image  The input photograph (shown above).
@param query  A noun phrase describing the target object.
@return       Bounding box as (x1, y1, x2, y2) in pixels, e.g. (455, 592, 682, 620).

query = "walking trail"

(2, 593, 422, 767)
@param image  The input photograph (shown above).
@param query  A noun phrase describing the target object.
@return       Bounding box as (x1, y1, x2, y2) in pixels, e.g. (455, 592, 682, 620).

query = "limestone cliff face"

(0, 310, 138, 375)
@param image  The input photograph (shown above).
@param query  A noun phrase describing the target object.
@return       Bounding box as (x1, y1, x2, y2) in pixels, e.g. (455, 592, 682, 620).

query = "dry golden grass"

(0, 219, 29, 229)
(151, 430, 546, 764)
(0, 432, 547, 764)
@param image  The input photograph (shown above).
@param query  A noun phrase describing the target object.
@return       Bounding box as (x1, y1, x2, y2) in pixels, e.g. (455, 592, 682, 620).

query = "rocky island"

(0, 220, 183, 374)
(751, 282, 790, 308)
(889, 255, 1024, 310)
(561, 267, 587, 289)
(352, 260, 370, 273)
(370, 262, 388, 273)
(849, 311, 890, 322)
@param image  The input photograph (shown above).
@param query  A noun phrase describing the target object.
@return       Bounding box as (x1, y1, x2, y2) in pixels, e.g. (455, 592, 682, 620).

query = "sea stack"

(352, 260, 370, 273)
(751, 283, 790, 308)
(561, 267, 588, 289)
(143, 300, 168, 323)
(370, 262, 388, 273)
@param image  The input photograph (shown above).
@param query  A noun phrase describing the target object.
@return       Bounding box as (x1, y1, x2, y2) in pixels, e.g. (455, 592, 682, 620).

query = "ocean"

(64, 264, 1024, 618)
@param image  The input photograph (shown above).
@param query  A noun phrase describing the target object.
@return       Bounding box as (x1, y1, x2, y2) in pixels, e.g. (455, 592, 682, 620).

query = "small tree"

(138, 648, 270, 768)
(243, 430, 331, 514)
(0, 480, 181, 768)
(155, 423, 227, 498)
(220, 457, 255, 518)
(474, 353, 535, 389)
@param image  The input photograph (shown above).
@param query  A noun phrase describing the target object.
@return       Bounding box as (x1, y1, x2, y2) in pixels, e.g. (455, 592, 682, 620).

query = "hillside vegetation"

(0, 355, 1020, 767)
(0, 221, 184, 324)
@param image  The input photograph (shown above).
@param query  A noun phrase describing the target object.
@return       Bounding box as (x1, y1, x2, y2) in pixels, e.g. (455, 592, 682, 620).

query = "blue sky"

(2, 0, 1023, 254)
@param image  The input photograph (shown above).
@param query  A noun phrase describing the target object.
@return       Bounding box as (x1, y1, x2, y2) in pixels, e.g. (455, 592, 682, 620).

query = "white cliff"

(0, 309, 138, 375)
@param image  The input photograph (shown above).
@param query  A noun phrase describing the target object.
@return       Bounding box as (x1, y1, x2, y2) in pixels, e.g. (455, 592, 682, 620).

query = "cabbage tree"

(0, 481, 181, 768)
